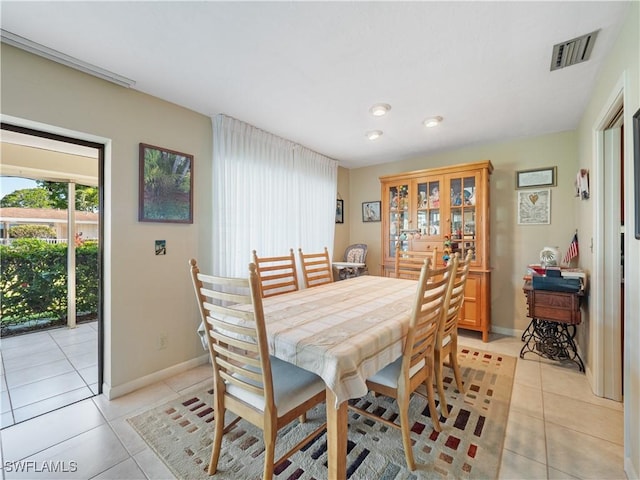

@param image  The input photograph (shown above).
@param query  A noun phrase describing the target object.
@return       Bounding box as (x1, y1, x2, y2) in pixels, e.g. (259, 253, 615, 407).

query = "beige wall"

(347, 131, 578, 336)
(575, 1, 639, 475)
(1, 44, 213, 395)
(333, 166, 351, 262)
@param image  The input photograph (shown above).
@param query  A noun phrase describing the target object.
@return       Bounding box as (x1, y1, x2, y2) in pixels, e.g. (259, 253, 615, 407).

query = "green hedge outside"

(0, 238, 98, 326)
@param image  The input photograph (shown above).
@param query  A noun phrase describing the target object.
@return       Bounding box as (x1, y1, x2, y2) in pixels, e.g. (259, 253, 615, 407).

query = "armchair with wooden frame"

(349, 255, 458, 471)
(189, 259, 326, 479)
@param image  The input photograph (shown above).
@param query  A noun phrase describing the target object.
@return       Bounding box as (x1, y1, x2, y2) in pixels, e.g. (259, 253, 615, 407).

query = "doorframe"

(1, 115, 109, 393)
(591, 74, 626, 400)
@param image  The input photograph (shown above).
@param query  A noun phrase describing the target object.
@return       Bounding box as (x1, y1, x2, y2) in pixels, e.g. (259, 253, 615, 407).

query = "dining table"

(257, 274, 418, 479)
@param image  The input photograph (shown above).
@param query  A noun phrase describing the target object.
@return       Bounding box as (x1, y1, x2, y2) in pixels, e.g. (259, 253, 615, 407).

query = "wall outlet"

(158, 333, 168, 350)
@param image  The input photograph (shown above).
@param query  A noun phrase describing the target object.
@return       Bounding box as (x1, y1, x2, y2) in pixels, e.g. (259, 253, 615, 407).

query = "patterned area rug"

(128, 347, 515, 479)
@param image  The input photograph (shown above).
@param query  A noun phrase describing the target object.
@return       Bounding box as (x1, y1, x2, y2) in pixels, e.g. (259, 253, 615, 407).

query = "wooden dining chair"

(434, 250, 472, 417)
(188, 259, 326, 479)
(394, 246, 439, 280)
(252, 249, 299, 298)
(350, 255, 458, 471)
(298, 247, 333, 288)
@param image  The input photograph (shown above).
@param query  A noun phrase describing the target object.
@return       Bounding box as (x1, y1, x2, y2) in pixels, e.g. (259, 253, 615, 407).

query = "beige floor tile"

(515, 357, 542, 390)
(59, 340, 97, 357)
(1, 398, 105, 461)
(0, 338, 61, 360)
(545, 423, 625, 479)
(498, 448, 548, 480)
(540, 362, 623, 411)
(108, 415, 149, 456)
(547, 466, 580, 479)
(49, 325, 96, 343)
(92, 383, 178, 421)
(134, 447, 176, 480)
(13, 386, 94, 423)
(2, 348, 67, 372)
(1, 390, 11, 413)
(5, 359, 74, 389)
(92, 457, 147, 479)
(4, 424, 129, 479)
(67, 351, 97, 370)
(163, 362, 211, 393)
(543, 391, 623, 445)
(510, 382, 544, 419)
(503, 409, 546, 464)
(9, 371, 87, 409)
(1, 411, 14, 429)
(0, 331, 55, 350)
(77, 365, 98, 386)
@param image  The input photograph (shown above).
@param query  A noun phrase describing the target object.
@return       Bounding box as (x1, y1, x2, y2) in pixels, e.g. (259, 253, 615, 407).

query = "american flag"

(563, 233, 579, 265)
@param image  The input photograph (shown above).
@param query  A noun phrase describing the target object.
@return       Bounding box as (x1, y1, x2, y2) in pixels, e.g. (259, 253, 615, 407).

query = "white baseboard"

(625, 457, 638, 480)
(102, 354, 209, 400)
(490, 325, 520, 338)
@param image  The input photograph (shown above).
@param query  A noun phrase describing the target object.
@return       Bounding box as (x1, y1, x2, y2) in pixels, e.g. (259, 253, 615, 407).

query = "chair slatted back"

(402, 256, 457, 390)
(189, 260, 274, 410)
(394, 246, 439, 280)
(440, 250, 472, 339)
(252, 249, 299, 298)
(298, 247, 333, 288)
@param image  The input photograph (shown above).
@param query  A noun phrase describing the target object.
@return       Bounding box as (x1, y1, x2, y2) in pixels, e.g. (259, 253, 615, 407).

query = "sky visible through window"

(0, 177, 38, 199)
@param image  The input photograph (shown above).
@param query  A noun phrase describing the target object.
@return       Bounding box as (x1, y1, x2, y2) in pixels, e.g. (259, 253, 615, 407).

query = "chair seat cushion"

(367, 356, 426, 388)
(227, 357, 325, 416)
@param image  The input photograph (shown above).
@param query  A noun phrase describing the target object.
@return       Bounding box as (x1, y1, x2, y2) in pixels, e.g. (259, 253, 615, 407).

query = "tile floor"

(1, 322, 99, 429)
(0, 330, 626, 479)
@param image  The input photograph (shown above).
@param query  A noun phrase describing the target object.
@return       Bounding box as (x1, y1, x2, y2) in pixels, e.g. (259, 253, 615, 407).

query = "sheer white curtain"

(212, 114, 337, 278)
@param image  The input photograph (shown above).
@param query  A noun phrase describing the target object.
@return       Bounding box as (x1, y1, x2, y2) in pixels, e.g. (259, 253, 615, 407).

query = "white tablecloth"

(198, 275, 417, 405)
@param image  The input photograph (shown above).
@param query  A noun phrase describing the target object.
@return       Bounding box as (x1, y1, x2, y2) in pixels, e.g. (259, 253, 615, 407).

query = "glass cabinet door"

(416, 179, 441, 237)
(387, 184, 409, 257)
(448, 175, 477, 261)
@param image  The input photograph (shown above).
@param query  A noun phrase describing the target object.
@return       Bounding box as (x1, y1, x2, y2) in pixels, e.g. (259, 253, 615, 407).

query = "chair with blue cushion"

(189, 259, 326, 479)
(349, 254, 458, 471)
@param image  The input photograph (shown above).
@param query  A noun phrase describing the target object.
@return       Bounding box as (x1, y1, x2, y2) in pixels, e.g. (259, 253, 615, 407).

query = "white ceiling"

(0, 1, 631, 169)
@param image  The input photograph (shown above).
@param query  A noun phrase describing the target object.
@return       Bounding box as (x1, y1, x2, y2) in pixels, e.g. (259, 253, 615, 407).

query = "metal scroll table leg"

(519, 318, 585, 372)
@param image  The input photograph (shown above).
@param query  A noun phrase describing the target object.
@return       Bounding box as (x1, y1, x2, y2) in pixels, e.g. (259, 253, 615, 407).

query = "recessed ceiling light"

(369, 103, 391, 117)
(423, 116, 443, 128)
(366, 130, 383, 141)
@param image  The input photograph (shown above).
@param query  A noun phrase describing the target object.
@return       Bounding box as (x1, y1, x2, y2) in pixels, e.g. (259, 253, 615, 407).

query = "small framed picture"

(336, 199, 344, 224)
(139, 143, 193, 223)
(517, 189, 551, 225)
(516, 166, 557, 189)
(362, 201, 381, 222)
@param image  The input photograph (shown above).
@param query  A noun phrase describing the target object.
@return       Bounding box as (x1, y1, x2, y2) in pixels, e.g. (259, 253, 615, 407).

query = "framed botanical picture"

(516, 166, 557, 189)
(517, 189, 550, 225)
(362, 201, 381, 222)
(139, 143, 193, 223)
(336, 199, 344, 224)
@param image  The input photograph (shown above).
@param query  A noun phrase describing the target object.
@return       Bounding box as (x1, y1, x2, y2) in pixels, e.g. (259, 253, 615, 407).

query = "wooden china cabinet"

(380, 160, 493, 342)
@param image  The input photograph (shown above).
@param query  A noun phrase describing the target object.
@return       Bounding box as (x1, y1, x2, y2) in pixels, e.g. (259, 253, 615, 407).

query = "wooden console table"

(521, 280, 585, 371)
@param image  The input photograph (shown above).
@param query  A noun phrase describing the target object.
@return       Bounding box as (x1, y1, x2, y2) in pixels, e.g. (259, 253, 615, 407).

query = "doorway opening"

(0, 123, 104, 427)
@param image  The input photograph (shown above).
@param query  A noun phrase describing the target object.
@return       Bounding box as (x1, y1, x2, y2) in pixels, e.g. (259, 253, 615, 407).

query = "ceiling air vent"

(550, 30, 599, 71)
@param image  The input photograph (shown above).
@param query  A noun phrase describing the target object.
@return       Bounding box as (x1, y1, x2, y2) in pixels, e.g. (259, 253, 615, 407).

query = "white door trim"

(590, 74, 625, 400)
